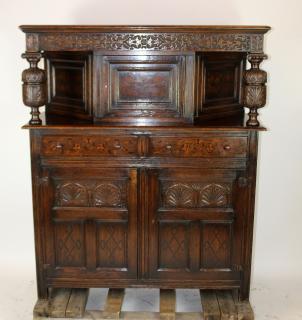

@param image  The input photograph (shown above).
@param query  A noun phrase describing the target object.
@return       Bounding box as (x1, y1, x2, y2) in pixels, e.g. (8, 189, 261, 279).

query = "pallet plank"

(216, 290, 237, 320)
(200, 290, 220, 320)
(48, 288, 72, 318)
(100, 288, 125, 319)
(33, 299, 49, 317)
(120, 311, 160, 319)
(236, 301, 254, 320)
(160, 289, 176, 320)
(66, 288, 89, 318)
(176, 312, 202, 320)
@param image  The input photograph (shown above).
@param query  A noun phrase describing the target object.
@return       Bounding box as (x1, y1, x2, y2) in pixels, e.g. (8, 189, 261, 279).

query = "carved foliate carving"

(35, 32, 263, 52)
(55, 181, 125, 207)
(21, 52, 46, 125)
(244, 53, 268, 126)
(163, 182, 230, 208)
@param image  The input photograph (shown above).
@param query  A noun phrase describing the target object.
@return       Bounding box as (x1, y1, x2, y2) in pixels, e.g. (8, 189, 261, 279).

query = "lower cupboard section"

(39, 166, 246, 288)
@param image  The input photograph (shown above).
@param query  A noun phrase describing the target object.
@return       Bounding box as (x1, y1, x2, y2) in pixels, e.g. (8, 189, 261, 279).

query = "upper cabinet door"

(146, 168, 246, 284)
(41, 167, 138, 280)
(93, 53, 194, 125)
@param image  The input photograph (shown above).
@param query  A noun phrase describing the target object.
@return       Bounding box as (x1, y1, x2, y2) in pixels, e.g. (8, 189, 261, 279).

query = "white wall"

(0, 0, 301, 317)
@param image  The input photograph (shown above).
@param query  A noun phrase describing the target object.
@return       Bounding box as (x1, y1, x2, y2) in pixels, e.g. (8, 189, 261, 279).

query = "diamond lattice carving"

(203, 224, 230, 269)
(160, 223, 188, 268)
(98, 223, 126, 268)
(56, 224, 83, 266)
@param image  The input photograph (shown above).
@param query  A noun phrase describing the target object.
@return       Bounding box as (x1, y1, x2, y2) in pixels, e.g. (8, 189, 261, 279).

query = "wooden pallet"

(33, 288, 254, 320)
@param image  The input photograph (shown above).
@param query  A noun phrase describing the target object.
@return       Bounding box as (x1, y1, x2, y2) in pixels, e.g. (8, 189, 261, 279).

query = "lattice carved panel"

(159, 222, 189, 269)
(97, 222, 127, 268)
(201, 223, 231, 269)
(55, 223, 84, 267)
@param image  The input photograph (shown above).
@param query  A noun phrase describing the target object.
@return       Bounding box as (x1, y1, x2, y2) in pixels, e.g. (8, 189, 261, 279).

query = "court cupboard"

(20, 25, 270, 317)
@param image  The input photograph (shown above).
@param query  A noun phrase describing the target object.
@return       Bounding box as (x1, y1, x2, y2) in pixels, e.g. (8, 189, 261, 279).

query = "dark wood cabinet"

(20, 25, 269, 308)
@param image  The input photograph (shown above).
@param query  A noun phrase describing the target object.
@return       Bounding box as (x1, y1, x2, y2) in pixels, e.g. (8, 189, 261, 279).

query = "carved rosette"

(21, 52, 46, 125)
(244, 53, 267, 126)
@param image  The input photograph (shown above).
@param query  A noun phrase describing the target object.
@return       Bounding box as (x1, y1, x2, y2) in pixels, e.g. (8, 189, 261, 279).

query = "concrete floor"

(0, 265, 301, 320)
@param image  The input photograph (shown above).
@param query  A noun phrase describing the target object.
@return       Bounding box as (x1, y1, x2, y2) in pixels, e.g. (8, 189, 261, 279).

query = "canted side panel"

(158, 221, 189, 270)
(96, 222, 128, 269)
(195, 52, 246, 120)
(45, 52, 92, 119)
(54, 222, 85, 267)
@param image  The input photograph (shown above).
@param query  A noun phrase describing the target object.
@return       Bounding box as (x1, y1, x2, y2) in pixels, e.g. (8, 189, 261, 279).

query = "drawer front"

(41, 135, 138, 157)
(149, 136, 248, 157)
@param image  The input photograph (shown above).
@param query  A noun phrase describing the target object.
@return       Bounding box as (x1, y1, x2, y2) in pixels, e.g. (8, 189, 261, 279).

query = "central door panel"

(147, 168, 244, 281)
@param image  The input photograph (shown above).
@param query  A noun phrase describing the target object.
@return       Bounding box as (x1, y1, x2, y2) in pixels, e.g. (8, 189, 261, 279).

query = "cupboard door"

(147, 168, 245, 282)
(41, 167, 137, 280)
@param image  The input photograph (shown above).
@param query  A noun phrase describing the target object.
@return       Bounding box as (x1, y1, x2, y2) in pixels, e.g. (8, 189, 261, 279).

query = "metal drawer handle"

(223, 144, 231, 151)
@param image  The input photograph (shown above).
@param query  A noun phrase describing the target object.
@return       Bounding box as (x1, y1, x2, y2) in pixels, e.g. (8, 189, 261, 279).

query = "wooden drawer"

(41, 135, 138, 157)
(149, 136, 248, 157)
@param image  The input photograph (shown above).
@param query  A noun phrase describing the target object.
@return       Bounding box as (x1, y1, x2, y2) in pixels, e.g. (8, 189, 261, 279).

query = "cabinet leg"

(37, 282, 49, 300)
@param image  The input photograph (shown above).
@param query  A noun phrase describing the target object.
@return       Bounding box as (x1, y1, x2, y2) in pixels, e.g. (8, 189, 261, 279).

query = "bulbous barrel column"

(21, 52, 46, 125)
(244, 53, 268, 127)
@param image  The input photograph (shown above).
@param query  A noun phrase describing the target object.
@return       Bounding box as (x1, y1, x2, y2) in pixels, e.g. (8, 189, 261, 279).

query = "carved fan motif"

(164, 183, 194, 207)
(56, 182, 88, 206)
(93, 183, 122, 207)
(200, 184, 229, 207)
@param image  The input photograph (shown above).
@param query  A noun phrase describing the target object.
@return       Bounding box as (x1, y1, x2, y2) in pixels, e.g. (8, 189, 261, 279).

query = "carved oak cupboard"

(20, 25, 269, 308)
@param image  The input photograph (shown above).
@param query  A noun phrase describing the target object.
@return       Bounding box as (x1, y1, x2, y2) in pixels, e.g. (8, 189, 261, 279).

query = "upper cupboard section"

(44, 51, 246, 125)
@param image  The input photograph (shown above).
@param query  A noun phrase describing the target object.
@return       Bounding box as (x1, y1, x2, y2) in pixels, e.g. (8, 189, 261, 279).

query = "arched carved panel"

(93, 183, 122, 207)
(56, 182, 88, 207)
(200, 184, 230, 207)
(164, 183, 194, 208)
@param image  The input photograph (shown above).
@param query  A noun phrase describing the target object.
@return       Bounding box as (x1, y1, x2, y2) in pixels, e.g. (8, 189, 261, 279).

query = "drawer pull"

(165, 144, 172, 150)
(223, 144, 231, 151)
(55, 143, 63, 150)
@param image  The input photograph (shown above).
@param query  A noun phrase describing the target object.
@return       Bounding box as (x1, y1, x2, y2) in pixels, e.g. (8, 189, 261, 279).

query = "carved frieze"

(162, 182, 230, 208)
(31, 32, 264, 52)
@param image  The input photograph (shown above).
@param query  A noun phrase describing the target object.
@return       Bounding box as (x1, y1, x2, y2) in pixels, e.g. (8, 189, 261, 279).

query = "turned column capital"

(21, 51, 46, 125)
